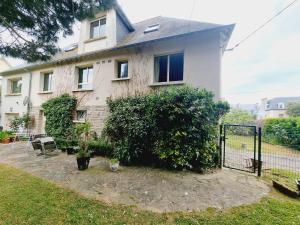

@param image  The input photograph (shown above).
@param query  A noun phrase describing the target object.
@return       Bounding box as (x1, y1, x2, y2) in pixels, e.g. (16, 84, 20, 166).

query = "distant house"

(257, 97, 300, 120)
(0, 57, 11, 127)
(231, 103, 258, 116)
(0, 3, 234, 134)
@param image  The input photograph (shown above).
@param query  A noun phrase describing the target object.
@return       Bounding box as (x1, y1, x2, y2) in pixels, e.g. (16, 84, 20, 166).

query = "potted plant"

(76, 148, 91, 170)
(75, 122, 92, 170)
(1, 132, 11, 144)
(296, 179, 300, 191)
(109, 158, 119, 172)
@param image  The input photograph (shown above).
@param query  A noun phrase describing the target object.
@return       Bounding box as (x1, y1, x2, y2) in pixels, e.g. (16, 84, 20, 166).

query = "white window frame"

(277, 102, 285, 109)
(89, 17, 107, 39)
(42, 72, 53, 92)
(77, 66, 93, 90)
(116, 60, 129, 79)
(153, 52, 184, 83)
(8, 78, 22, 94)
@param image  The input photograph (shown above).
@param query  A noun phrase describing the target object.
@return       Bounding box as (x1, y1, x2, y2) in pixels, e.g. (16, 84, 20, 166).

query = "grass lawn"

(226, 135, 300, 156)
(0, 164, 300, 224)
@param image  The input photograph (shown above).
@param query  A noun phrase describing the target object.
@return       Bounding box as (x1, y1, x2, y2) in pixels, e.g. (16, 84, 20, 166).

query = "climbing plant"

(42, 94, 77, 138)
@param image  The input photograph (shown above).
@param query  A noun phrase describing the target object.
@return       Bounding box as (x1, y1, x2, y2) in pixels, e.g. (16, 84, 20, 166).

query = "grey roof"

(0, 16, 234, 75)
(266, 97, 300, 110)
(117, 16, 231, 47)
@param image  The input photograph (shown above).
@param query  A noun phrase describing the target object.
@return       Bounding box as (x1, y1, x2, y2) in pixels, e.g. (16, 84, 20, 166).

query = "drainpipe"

(24, 69, 32, 135)
(24, 69, 32, 114)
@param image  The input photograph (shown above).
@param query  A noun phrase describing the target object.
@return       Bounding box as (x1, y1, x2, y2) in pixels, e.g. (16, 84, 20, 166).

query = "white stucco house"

(0, 57, 11, 127)
(0, 3, 234, 134)
(257, 97, 300, 120)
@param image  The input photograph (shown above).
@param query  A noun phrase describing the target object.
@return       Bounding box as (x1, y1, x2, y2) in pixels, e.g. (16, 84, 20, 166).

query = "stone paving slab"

(0, 142, 270, 212)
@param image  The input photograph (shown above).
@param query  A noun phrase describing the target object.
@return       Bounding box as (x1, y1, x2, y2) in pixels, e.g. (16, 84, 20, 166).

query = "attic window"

(144, 24, 160, 33)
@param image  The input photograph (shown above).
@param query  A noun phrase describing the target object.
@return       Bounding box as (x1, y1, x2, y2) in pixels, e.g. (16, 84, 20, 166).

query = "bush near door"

(104, 86, 229, 171)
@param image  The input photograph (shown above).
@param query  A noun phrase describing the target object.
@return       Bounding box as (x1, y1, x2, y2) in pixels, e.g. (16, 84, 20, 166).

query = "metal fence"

(221, 125, 300, 185)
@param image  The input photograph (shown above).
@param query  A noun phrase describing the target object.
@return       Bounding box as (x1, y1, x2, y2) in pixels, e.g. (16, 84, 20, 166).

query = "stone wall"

(29, 105, 109, 135)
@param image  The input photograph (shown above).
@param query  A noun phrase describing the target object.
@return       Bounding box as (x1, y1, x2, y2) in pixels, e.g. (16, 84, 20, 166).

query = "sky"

(5, 0, 300, 104)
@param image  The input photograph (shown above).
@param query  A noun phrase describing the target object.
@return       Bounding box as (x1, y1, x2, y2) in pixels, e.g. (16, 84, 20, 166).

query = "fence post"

(258, 127, 262, 177)
(219, 125, 223, 169)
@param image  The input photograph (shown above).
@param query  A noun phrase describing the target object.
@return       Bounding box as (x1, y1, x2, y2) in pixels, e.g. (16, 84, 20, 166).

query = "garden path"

(0, 142, 270, 212)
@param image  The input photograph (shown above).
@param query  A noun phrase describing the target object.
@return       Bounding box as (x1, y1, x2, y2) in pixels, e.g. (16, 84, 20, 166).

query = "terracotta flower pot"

(2, 138, 10, 144)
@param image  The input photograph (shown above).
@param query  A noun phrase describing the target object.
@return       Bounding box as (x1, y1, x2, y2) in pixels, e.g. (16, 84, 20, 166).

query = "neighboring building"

(0, 57, 11, 127)
(257, 97, 300, 120)
(0, 3, 234, 134)
(231, 103, 258, 116)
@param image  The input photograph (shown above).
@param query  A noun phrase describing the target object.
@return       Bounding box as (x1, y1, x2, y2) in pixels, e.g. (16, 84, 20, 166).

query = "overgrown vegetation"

(104, 86, 229, 171)
(42, 94, 77, 138)
(287, 101, 300, 117)
(263, 117, 300, 150)
(1, 164, 300, 225)
(9, 113, 34, 132)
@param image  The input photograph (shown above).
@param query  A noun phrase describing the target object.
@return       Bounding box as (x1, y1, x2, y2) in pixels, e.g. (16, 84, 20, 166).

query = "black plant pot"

(67, 147, 75, 155)
(61, 147, 67, 152)
(296, 179, 300, 191)
(77, 157, 90, 170)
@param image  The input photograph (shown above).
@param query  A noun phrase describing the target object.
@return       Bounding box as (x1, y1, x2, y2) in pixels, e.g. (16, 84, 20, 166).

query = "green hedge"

(103, 86, 229, 171)
(263, 117, 300, 150)
(42, 94, 77, 138)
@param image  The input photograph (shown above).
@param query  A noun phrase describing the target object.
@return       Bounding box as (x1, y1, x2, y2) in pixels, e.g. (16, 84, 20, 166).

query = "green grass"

(227, 135, 299, 156)
(264, 168, 300, 192)
(0, 164, 300, 225)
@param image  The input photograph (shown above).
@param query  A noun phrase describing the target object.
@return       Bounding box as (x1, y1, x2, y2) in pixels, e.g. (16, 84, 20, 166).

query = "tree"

(287, 101, 300, 117)
(0, 0, 116, 62)
(222, 109, 255, 125)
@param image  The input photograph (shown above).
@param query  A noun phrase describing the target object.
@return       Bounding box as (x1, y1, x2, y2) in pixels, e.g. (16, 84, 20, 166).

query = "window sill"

(112, 77, 130, 82)
(72, 89, 94, 93)
(148, 81, 185, 87)
(5, 93, 22, 96)
(38, 91, 53, 95)
(73, 120, 86, 123)
(84, 36, 106, 43)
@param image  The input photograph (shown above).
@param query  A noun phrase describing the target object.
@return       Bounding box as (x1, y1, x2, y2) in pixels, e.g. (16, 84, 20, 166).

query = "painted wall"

(78, 9, 126, 54)
(1, 31, 222, 132)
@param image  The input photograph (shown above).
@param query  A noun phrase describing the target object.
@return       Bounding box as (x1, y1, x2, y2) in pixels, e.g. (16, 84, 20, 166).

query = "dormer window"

(90, 18, 106, 39)
(278, 102, 285, 109)
(144, 24, 160, 33)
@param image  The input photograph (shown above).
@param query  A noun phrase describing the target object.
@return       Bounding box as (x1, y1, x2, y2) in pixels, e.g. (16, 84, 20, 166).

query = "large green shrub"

(42, 94, 77, 138)
(103, 86, 229, 171)
(263, 117, 300, 149)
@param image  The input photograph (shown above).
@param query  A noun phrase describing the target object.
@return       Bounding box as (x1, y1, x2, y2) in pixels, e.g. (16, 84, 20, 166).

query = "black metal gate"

(221, 124, 258, 173)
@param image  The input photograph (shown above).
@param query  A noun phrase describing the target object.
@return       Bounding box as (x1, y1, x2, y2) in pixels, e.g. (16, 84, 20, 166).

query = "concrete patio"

(0, 142, 270, 212)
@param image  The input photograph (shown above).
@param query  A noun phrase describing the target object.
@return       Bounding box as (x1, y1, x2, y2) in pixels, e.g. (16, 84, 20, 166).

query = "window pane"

(118, 61, 128, 78)
(43, 73, 53, 91)
(76, 110, 87, 121)
(99, 18, 106, 36)
(78, 67, 93, 89)
(169, 53, 184, 81)
(154, 56, 168, 82)
(90, 20, 99, 38)
(11, 80, 22, 93)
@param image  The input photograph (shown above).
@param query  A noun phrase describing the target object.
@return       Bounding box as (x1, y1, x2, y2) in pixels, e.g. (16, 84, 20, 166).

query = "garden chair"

(32, 136, 59, 157)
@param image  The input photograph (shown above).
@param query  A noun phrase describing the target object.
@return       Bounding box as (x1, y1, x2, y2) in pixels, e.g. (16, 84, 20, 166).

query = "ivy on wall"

(42, 94, 77, 138)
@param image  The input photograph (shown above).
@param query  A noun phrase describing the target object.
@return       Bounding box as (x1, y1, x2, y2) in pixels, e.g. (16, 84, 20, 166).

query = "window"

(76, 110, 87, 122)
(144, 24, 160, 33)
(78, 67, 93, 90)
(10, 79, 22, 94)
(90, 18, 106, 39)
(43, 72, 53, 92)
(154, 53, 184, 83)
(117, 61, 128, 78)
(277, 102, 285, 109)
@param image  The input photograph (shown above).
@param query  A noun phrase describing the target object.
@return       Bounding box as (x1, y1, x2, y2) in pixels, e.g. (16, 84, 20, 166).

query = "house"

(257, 97, 300, 120)
(0, 57, 11, 127)
(0, 3, 234, 134)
